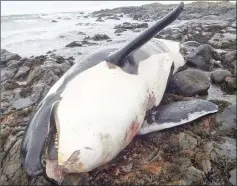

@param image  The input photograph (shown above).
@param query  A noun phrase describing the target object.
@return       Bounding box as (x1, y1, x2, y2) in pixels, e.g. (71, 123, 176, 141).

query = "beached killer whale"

(21, 2, 218, 184)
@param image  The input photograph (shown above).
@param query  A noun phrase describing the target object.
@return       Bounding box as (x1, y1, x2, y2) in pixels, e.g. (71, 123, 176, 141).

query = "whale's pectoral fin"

(20, 94, 61, 176)
(138, 99, 218, 135)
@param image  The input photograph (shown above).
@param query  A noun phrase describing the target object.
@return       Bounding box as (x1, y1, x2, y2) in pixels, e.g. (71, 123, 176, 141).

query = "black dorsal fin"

(106, 2, 184, 66)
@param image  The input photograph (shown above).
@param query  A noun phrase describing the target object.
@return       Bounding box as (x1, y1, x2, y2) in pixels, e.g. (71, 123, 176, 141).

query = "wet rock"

(77, 31, 86, 35)
(55, 56, 66, 64)
(172, 158, 192, 173)
(186, 44, 214, 71)
(223, 51, 237, 74)
(203, 142, 215, 155)
(4, 80, 21, 90)
(1, 50, 74, 185)
(178, 132, 198, 150)
(81, 40, 98, 46)
(92, 1, 236, 23)
(182, 166, 204, 185)
(14, 66, 30, 79)
(229, 169, 236, 186)
(42, 70, 59, 86)
(1, 49, 21, 67)
(114, 22, 148, 30)
(105, 15, 120, 20)
(96, 17, 104, 22)
(12, 97, 33, 110)
(1, 68, 17, 82)
(132, 29, 141, 33)
(91, 34, 111, 41)
(114, 28, 125, 34)
(209, 33, 236, 49)
(216, 104, 236, 130)
(168, 69, 210, 97)
(1, 125, 11, 143)
(220, 76, 236, 94)
(210, 69, 232, 84)
(2, 139, 48, 185)
(24, 56, 46, 68)
(65, 41, 82, 48)
(231, 60, 237, 75)
(214, 137, 236, 159)
(194, 150, 211, 174)
(224, 50, 236, 63)
(6, 59, 25, 69)
(51, 20, 57, 23)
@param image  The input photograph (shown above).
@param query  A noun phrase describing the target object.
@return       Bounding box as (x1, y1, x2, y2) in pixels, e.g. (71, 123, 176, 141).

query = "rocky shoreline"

(1, 1, 236, 185)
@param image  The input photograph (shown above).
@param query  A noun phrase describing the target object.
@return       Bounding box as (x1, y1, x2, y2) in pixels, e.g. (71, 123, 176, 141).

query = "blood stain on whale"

(124, 120, 140, 145)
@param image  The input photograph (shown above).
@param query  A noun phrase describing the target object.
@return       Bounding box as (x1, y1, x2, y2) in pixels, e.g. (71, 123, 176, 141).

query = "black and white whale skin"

(21, 2, 218, 184)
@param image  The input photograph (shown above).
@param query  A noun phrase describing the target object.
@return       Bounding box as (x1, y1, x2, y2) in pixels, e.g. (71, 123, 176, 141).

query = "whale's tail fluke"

(106, 2, 184, 66)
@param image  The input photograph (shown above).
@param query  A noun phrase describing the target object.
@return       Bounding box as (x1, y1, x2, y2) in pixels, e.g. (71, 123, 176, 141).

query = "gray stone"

(14, 66, 30, 79)
(225, 50, 236, 63)
(65, 41, 82, 48)
(1, 49, 21, 66)
(91, 34, 111, 41)
(186, 44, 214, 71)
(178, 132, 198, 150)
(231, 60, 236, 75)
(31, 83, 48, 103)
(2, 139, 47, 185)
(210, 69, 232, 84)
(7, 59, 24, 69)
(208, 33, 229, 48)
(1, 68, 17, 82)
(114, 22, 148, 30)
(214, 137, 236, 159)
(182, 166, 204, 185)
(168, 69, 210, 97)
(220, 77, 236, 94)
(96, 17, 104, 22)
(12, 97, 33, 110)
(229, 169, 236, 186)
(41, 69, 58, 86)
(216, 104, 236, 130)
(114, 28, 125, 34)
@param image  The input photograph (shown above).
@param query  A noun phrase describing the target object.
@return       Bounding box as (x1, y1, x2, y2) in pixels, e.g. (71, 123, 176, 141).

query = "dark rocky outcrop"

(1, 49, 74, 185)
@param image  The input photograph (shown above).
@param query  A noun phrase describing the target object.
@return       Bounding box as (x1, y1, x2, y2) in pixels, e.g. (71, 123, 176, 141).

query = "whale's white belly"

(55, 50, 182, 172)
(56, 61, 149, 172)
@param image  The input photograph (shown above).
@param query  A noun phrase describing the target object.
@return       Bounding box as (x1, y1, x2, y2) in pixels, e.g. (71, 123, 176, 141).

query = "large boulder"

(168, 69, 210, 96)
(210, 69, 232, 84)
(186, 44, 215, 71)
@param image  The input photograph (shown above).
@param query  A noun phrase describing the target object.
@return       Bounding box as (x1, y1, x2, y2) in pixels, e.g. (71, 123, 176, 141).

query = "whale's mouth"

(42, 115, 65, 184)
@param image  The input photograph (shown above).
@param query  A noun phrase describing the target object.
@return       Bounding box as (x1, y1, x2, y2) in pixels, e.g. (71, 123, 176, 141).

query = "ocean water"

(1, 12, 145, 59)
(1, 11, 186, 61)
